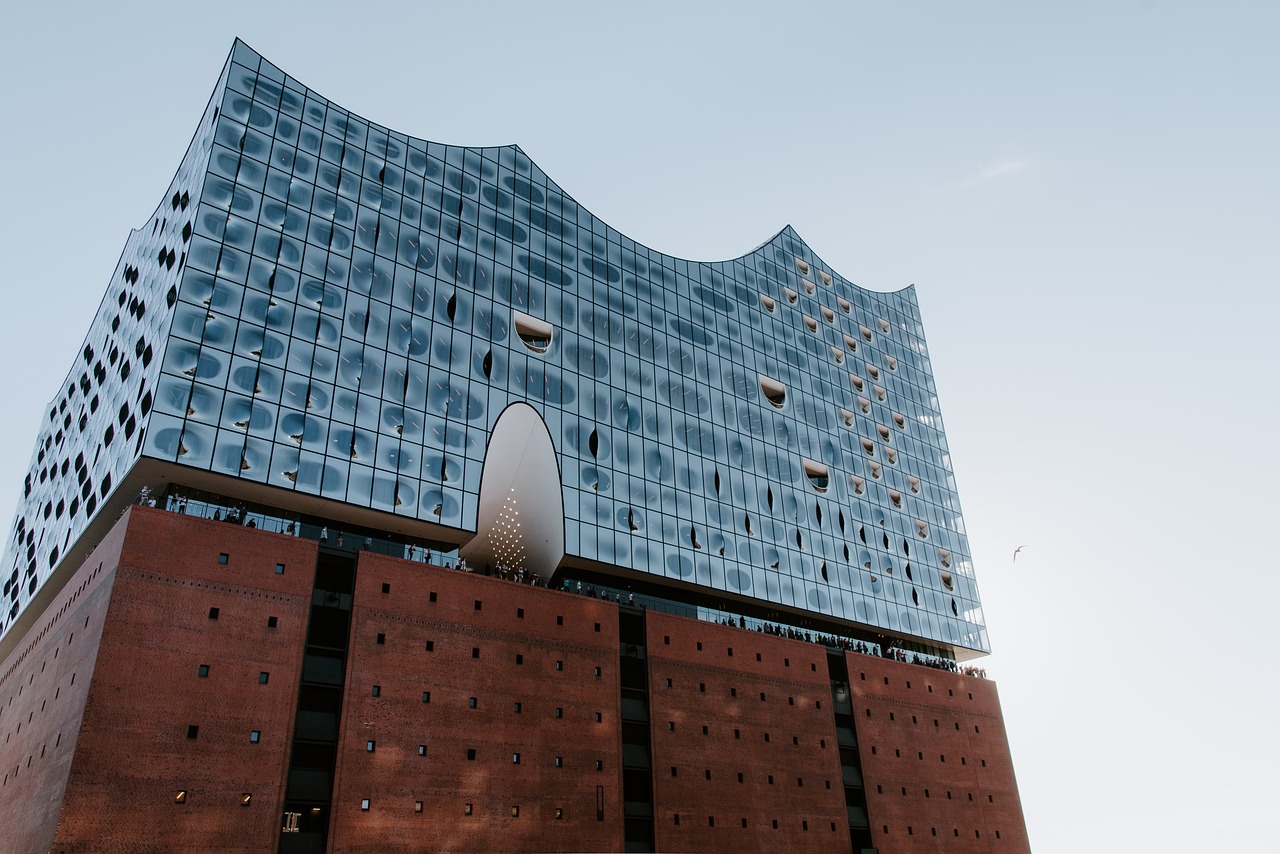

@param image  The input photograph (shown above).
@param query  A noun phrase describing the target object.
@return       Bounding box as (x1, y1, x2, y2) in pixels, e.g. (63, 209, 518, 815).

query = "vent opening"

(759, 375, 787, 409)
(513, 311, 553, 353)
(802, 458, 829, 493)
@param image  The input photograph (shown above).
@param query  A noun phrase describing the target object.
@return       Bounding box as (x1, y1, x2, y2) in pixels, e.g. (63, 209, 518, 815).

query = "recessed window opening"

(760, 293, 776, 312)
(802, 458, 830, 493)
(893, 412, 906, 428)
(861, 437, 875, 456)
(940, 570, 954, 590)
(874, 385, 886, 401)
(850, 475, 864, 495)
(939, 549, 952, 567)
(803, 278, 816, 294)
(860, 325, 873, 341)
(850, 374, 864, 391)
(784, 287, 798, 303)
(512, 310, 553, 354)
(820, 271, 833, 286)
(879, 317, 891, 332)
(840, 409, 853, 427)
(886, 448, 898, 465)
(837, 296, 851, 313)
(869, 461, 882, 479)
(831, 346, 844, 364)
(821, 307, 834, 322)
(916, 520, 929, 538)
(878, 424, 891, 441)
(803, 315, 818, 333)
(759, 375, 787, 409)
(795, 258, 810, 274)
(867, 364, 880, 380)
(889, 489, 902, 508)
(886, 355, 897, 371)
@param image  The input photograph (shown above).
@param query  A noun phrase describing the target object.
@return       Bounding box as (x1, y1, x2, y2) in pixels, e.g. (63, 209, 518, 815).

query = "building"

(0, 39, 1028, 853)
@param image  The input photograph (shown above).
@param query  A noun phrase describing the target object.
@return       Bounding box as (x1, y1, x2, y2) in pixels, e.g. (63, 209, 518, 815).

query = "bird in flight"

(1013, 545, 1027, 562)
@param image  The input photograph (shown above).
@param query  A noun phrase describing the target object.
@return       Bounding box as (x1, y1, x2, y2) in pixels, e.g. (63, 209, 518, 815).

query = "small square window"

(556, 707, 563, 718)
(705, 769, 711, 780)
(464, 802, 473, 815)
(376, 633, 386, 645)
(595, 760, 603, 770)
(371, 685, 381, 697)
(468, 697, 477, 709)
(218, 553, 228, 565)
(594, 666, 601, 677)
(250, 730, 260, 743)
(555, 660, 563, 671)
(275, 563, 285, 574)
(474, 600, 482, 611)
(727, 647, 733, 656)
(467, 748, 477, 760)
(699, 682, 705, 692)
(768, 775, 774, 784)
(381, 582, 390, 593)
(174, 790, 187, 804)
(668, 721, 675, 731)
(418, 744, 427, 756)
(429, 591, 437, 603)
(784, 658, 790, 666)
(425, 640, 434, 651)
(734, 729, 740, 739)
(788, 696, 794, 706)
(737, 772, 744, 783)
(197, 664, 209, 678)
(241, 793, 252, 807)
(511, 805, 520, 817)
(514, 702, 522, 713)
(208, 607, 219, 620)
(512, 753, 521, 764)
(360, 799, 370, 811)
(664, 635, 670, 645)
(595, 712, 603, 723)
(696, 642, 702, 650)
(554, 807, 563, 820)
(743, 818, 749, 828)
(422, 691, 431, 703)
(594, 622, 600, 632)
(414, 801, 422, 813)
(764, 733, 770, 742)
(366, 740, 375, 752)
(793, 736, 799, 745)
(266, 616, 277, 628)
(730, 688, 737, 697)
(760, 692, 767, 701)
(259, 672, 269, 684)
(186, 725, 199, 739)
(708, 816, 715, 827)
(772, 819, 778, 829)
(674, 815, 681, 826)
(556, 615, 564, 625)
(755, 652, 761, 662)
(517, 607, 524, 618)
(665, 677, 673, 687)
(471, 647, 480, 659)
(702, 725, 708, 735)
(555, 756, 563, 767)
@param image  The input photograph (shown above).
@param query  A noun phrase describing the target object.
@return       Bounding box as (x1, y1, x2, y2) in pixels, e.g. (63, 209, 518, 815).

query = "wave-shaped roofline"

(231, 38, 914, 297)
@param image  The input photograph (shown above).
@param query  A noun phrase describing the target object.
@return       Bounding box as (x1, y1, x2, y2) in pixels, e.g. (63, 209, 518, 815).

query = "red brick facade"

(645, 611, 850, 851)
(0, 508, 1029, 852)
(847, 651, 1031, 851)
(330, 552, 623, 853)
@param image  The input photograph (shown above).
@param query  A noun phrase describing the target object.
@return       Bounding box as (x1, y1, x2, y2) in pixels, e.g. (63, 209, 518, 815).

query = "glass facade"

(1, 40, 987, 655)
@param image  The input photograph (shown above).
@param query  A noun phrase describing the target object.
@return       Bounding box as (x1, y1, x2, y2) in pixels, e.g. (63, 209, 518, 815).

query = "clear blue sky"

(2, 3, 1277, 850)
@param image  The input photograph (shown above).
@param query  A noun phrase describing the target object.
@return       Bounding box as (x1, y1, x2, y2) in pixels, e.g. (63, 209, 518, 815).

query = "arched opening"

(461, 403, 565, 578)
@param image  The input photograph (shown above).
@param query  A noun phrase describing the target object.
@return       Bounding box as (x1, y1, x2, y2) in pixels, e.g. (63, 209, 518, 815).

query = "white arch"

(460, 403, 564, 578)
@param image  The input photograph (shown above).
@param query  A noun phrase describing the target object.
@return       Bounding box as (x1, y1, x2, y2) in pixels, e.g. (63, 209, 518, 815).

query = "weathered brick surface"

(847, 651, 1030, 852)
(51, 507, 317, 853)
(329, 553, 624, 853)
(645, 612, 850, 852)
(0, 509, 127, 854)
(4, 512, 1029, 852)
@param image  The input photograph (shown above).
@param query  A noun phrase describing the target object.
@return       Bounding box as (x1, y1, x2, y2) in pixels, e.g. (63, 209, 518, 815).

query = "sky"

(1, 2, 1278, 850)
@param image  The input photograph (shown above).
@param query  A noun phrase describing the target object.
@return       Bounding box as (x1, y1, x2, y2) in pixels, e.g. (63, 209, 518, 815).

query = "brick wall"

(51, 507, 317, 852)
(329, 553, 624, 853)
(0, 508, 127, 854)
(645, 612, 850, 852)
(847, 651, 1031, 852)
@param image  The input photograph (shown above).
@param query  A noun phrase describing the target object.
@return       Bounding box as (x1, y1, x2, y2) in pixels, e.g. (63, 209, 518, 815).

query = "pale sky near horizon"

(1, 3, 1277, 850)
